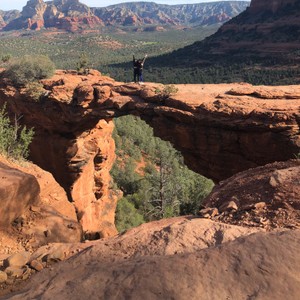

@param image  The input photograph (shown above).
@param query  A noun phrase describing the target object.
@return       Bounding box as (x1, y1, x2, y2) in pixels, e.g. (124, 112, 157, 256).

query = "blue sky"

(1, 1, 236, 11)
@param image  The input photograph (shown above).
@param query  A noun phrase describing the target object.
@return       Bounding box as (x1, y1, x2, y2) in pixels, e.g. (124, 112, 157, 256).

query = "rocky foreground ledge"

(0, 219, 299, 299)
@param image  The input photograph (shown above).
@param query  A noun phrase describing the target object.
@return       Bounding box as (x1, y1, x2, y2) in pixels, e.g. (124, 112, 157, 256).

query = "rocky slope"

(1, 226, 299, 299)
(1, 0, 249, 32)
(0, 155, 299, 298)
(0, 10, 20, 29)
(201, 159, 300, 229)
(210, 0, 300, 55)
(168, 0, 300, 64)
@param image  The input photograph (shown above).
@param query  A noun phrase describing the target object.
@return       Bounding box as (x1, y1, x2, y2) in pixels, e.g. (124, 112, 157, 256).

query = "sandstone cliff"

(1, 69, 299, 181)
(0, 70, 121, 239)
(0, 10, 20, 29)
(92, 1, 249, 27)
(3, 0, 102, 32)
(1, 0, 249, 32)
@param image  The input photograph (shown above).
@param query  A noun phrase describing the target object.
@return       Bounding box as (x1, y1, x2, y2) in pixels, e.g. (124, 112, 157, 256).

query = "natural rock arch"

(1, 70, 299, 236)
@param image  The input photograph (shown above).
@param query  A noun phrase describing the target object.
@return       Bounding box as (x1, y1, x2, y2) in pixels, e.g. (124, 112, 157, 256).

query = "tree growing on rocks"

(0, 105, 34, 160)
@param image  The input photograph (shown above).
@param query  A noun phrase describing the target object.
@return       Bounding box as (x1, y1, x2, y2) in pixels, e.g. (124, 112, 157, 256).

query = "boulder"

(0, 162, 40, 227)
(3, 252, 30, 268)
(0, 155, 82, 250)
(0, 271, 8, 283)
(29, 260, 43, 272)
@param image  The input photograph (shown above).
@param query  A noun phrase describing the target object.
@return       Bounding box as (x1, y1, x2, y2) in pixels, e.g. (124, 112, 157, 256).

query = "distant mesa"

(0, 0, 249, 32)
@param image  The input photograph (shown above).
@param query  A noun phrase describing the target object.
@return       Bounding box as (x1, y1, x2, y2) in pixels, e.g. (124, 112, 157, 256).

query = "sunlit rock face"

(1, 69, 299, 183)
(2, 0, 103, 31)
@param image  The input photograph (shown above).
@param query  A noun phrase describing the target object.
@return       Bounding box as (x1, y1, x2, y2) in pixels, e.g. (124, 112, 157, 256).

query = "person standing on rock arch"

(133, 54, 147, 84)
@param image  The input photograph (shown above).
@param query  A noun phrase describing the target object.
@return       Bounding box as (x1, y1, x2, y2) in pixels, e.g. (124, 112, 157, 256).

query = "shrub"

(24, 82, 46, 102)
(76, 52, 89, 75)
(115, 197, 145, 232)
(5, 55, 55, 85)
(0, 105, 34, 160)
(155, 84, 179, 100)
(1, 54, 12, 64)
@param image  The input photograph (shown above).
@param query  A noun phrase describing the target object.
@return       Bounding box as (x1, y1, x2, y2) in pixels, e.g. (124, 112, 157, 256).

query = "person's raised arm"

(142, 54, 148, 64)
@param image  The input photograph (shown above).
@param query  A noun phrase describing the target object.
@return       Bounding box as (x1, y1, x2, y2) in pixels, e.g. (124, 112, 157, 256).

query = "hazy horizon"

(1, 0, 247, 11)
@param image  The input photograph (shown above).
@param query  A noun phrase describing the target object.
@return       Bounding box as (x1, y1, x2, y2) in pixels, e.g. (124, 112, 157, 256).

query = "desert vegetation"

(0, 105, 34, 160)
(4, 55, 55, 85)
(112, 115, 213, 231)
(1, 26, 299, 85)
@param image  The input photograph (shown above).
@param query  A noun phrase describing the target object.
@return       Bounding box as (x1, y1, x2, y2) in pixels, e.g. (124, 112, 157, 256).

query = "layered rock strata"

(1, 1, 249, 32)
(3, 0, 102, 31)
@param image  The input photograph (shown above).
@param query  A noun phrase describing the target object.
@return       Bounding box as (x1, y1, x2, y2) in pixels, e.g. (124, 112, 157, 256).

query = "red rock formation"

(0, 15, 6, 29)
(110, 82, 300, 182)
(1, 70, 300, 182)
(0, 70, 119, 239)
(22, 0, 47, 19)
(0, 155, 82, 253)
(0, 161, 39, 227)
(2, 1, 248, 32)
(0, 70, 299, 235)
(3, 0, 103, 32)
(69, 119, 119, 238)
(26, 17, 44, 30)
(22, 0, 46, 30)
(45, 16, 103, 32)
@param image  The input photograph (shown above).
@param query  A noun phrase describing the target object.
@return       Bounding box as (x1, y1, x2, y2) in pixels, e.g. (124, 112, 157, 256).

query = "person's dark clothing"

(133, 55, 146, 83)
